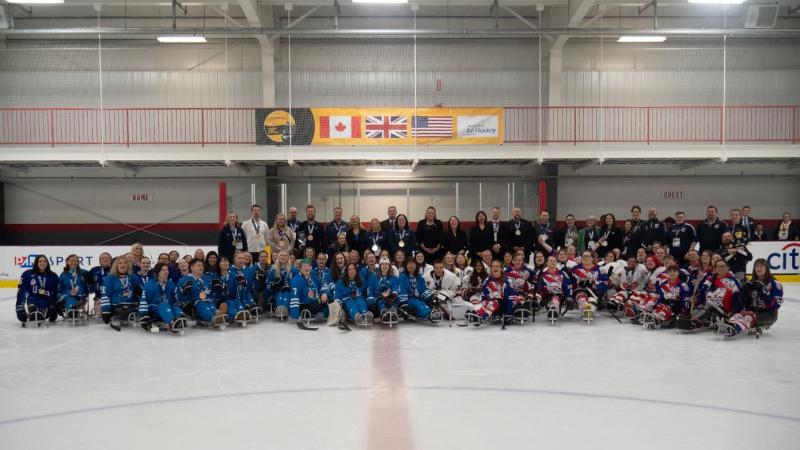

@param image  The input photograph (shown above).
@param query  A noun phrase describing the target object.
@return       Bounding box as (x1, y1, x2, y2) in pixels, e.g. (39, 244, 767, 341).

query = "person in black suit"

(441, 215, 468, 256)
(488, 207, 510, 260)
(469, 210, 493, 260)
(380, 205, 399, 234)
(740, 205, 756, 241)
(597, 212, 623, 259)
(533, 210, 556, 256)
(506, 207, 534, 259)
(416, 206, 444, 264)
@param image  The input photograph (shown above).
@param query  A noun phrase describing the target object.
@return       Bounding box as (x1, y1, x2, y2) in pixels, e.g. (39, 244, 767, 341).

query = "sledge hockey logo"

(264, 110, 295, 144)
(255, 108, 314, 146)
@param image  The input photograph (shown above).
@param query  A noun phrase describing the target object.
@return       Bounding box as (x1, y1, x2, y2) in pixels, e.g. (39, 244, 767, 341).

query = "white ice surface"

(1, 286, 799, 450)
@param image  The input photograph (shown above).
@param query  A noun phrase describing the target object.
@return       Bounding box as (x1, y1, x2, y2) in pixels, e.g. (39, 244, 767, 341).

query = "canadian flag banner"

(319, 116, 361, 138)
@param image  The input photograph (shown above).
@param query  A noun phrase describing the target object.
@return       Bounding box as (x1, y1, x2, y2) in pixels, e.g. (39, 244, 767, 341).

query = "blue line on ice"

(1, 385, 797, 426)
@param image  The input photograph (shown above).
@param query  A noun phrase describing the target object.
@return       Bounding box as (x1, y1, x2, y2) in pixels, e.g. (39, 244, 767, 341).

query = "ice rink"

(1, 285, 798, 450)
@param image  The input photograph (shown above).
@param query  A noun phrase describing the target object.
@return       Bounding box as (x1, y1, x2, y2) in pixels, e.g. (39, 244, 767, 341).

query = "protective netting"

(0, 11, 799, 148)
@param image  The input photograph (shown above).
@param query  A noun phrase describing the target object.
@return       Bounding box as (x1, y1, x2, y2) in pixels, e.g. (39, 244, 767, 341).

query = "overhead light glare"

(157, 35, 207, 43)
(617, 36, 667, 43)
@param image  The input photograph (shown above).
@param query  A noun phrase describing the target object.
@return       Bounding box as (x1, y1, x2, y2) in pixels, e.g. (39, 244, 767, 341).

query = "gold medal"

(399, 241, 406, 248)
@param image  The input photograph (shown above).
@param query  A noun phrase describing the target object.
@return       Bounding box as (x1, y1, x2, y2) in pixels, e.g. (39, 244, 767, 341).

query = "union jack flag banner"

(365, 116, 408, 139)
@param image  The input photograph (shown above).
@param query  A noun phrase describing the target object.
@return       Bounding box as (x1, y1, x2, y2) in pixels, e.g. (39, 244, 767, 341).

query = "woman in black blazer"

(469, 210, 493, 259)
(441, 215, 468, 256)
(597, 213, 623, 258)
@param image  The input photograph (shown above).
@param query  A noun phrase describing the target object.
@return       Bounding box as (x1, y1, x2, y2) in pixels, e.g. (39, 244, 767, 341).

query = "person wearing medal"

(286, 206, 301, 233)
(227, 251, 257, 321)
(486, 207, 509, 260)
(268, 212, 295, 255)
(297, 204, 324, 254)
(325, 206, 350, 248)
(138, 262, 183, 332)
(266, 249, 299, 319)
(442, 215, 468, 257)
(289, 258, 331, 322)
(334, 263, 371, 325)
(727, 209, 749, 246)
(580, 215, 600, 254)
(556, 214, 582, 253)
(242, 204, 270, 264)
(533, 210, 555, 256)
(88, 252, 113, 316)
(506, 207, 534, 259)
(16, 255, 60, 325)
(58, 254, 92, 320)
(740, 205, 756, 241)
(388, 213, 415, 256)
(774, 212, 798, 241)
(177, 258, 228, 327)
(364, 218, 386, 255)
(100, 256, 143, 327)
(596, 213, 623, 259)
(218, 211, 248, 266)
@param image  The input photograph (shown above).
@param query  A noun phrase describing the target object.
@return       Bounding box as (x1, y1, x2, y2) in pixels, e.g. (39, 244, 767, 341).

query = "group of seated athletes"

(15, 202, 789, 336)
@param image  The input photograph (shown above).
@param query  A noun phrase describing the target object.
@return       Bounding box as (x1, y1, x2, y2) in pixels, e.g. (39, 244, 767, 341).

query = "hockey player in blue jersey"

(88, 252, 112, 317)
(227, 251, 256, 324)
(138, 262, 187, 334)
(100, 257, 143, 329)
(16, 255, 60, 326)
(313, 252, 334, 294)
(367, 257, 400, 326)
(398, 258, 442, 323)
(132, 257, 153, 286)
(58, 254, 92, 321)
(334, 263, 371, 326)
(266, 249, 298, 320)
(359, 251, 380, 288)
(177, 258, 226, 329)
(244, 250, 270, 310)
(289, 259, 330, 322)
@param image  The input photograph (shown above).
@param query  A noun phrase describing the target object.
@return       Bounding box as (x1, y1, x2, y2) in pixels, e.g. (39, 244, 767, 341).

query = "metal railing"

(1, 106, 797, 146)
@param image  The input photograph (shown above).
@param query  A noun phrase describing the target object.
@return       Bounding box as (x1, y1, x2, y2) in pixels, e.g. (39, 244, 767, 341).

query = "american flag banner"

(365, 116, 408, 139)
(411, 116, 453, 137)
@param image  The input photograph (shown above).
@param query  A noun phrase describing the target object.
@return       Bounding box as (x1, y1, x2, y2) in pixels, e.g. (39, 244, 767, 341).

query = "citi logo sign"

(767, 243, 800, 271)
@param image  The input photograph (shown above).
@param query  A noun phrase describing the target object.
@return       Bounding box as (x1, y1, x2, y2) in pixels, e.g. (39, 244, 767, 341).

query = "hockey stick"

(585, 288, 622, 324)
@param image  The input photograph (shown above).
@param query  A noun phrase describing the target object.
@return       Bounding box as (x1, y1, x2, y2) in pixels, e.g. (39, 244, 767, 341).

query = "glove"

(132, 285, 143, 298)
(180, 280, 193, 295)
(256, 270, 267, 284)
(102, 311, 111, 324)
(81, 272, 95, 284)
(236, 275, 246, 287)
(211, 278, 223, 290)
(16, 304, 27, 323)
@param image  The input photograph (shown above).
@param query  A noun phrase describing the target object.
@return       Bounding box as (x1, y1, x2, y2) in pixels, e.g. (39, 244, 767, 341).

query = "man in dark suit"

(489, 206, 510, 260)
(506, 207, 534, 259)
(380, 205, 399, 234)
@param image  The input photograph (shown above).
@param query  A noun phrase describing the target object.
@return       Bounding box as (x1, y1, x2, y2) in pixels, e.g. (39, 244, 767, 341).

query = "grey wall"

(3, 38, 797, 109)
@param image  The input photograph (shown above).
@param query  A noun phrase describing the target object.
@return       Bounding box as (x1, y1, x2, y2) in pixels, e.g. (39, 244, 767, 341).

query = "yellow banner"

(311, 107, 503, 145)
